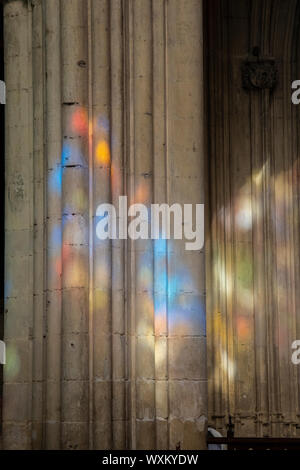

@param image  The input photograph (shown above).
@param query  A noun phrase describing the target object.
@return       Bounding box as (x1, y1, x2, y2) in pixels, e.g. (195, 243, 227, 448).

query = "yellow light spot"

(5, 345, 21, 380)
(96, 140, 111, 165)
(95, 291, 108, 310)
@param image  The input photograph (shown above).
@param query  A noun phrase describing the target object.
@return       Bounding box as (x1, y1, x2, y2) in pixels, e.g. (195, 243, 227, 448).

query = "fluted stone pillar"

(206, 0, 300, 438)
(3, 0, 206, 450)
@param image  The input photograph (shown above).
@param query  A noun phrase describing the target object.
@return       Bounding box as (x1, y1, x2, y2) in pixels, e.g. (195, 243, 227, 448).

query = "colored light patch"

(156, 268, 167, 292)
(214, 261, 232, 296)
(96, 140, 111, 165)
(134, 182, 150, 204)
(4, 280, 12, 299)
(55, 257, 62, 277)
(236, 256, 253, 289)
(136, 297, 155, 335)
(237, 316, 250, 340)
(62, 143, 85, 167)
(154, 298, 167, 335)
(95, 290, 109, 310)
(62, 243, 71, 263)
(64, 256, 87, 287)
(95, 264, 111, 291)
(5, 344, 21, 381)
(48, 166, 62, 194)
(155, 314, 167, 336)
(61, 144, 72, 166)
(138, 266, 152, 291)
(62, 188, 87, 214)
(220, 349, 236, 381)
(72, 108, 88, 135)
(167, 266, 193, 300)
(98, 115, 110, 134)
(50, 225, 62, 248)
(154, 237, 167, 256)
(212, 311, 227, 346)
(169, 295, 206, 335)
(235, 197, 252, 231)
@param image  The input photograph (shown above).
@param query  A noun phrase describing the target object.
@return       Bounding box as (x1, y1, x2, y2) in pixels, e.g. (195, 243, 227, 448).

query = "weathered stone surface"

(169, 417, 207, 450)
(3, 0, 206, 449)
(206, 0, 300, 438)
(169, 337, 207, 380)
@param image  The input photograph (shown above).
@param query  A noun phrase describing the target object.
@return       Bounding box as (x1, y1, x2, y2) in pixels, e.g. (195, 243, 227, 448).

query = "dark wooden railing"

(208, 417, 300, 450)
(207, 436, 300, 450)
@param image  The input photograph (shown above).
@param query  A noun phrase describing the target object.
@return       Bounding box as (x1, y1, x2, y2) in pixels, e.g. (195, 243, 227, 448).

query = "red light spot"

(72, 108, 88, 135)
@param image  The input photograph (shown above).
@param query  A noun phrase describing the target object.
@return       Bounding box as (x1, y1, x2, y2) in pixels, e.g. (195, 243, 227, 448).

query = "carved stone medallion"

(242, 60, 278, 90)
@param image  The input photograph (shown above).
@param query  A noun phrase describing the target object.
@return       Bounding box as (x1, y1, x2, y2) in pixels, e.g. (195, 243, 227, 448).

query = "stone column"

(4, 0, 36, 449)
(3, 0, 206, 449)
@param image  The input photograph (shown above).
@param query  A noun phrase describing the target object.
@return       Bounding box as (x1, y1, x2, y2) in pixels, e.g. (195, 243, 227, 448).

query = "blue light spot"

(48, 165, 62, 194)
(98, 115, 110, 133)
(62, 144, 72, 166)
(4, 280, 12, 299)
(50, 225, 62, 248)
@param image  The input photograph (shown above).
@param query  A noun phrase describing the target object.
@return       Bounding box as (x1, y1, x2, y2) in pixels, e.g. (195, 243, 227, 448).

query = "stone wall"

(3, 0, 206, 450)
(206, 0, 300, 438)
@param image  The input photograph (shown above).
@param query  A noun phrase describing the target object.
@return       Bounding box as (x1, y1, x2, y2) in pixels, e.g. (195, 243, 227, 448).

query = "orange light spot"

(134, 182, 150, 204)
(62, 243, 71, 263)
(237, 316, 250, 340)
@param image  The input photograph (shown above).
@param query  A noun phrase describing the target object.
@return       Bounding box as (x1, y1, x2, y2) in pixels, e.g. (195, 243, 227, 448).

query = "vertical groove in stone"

(250, 0, 269, 436)
(27, 0, 34, 450)
(110, 0, 126, 450)
(152, 0, 169, 450)
(232, 0, 255, 435)
(260, 0, 279, 435)
(31, 0, 46, 450)
(60, 0, 89, 449)
(91, 0, 112, 450)
(87, 0, 94, 450)
(44, 0, 62, 449)
(261, 3, 278, 427)
(206, 0, 222, 430)
(124, 0, 136, 449)
(132, 0, 155, 451)
(211, 0, 233, 426)
(221, 0, 234, 425)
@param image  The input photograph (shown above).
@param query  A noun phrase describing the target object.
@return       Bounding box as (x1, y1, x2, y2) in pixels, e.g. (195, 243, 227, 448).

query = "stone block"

(169, 337, 206, 380)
